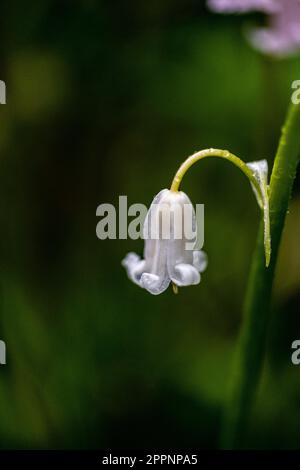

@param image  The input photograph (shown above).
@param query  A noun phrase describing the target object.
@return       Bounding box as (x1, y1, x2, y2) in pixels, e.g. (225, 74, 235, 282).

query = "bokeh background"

(0, 0, 299, 449)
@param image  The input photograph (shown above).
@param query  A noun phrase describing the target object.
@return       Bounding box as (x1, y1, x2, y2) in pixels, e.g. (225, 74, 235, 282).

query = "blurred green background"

(0, 0, 299, 449)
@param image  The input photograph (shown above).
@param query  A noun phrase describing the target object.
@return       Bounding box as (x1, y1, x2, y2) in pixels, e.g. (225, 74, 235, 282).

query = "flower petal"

(193, 250, 208, 272)
(170, 263, 201, 287)
(247, 159, 268, 209)
(143, 189, 169, 244)
(141, 272, 170, 295)
(122, 252, 146, 285)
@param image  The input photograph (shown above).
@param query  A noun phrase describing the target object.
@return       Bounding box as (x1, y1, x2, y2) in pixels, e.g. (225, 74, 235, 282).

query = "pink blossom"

(208, 0, 300, 57)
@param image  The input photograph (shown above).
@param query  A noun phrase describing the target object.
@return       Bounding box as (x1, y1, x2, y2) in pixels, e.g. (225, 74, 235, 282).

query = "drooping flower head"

(122, 189, 207, 295)
(122, 148, 270, 295)
(208, 0, 300, 57)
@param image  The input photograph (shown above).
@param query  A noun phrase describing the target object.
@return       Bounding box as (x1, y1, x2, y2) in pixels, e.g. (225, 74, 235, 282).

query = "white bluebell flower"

(122, 189, 207, 295)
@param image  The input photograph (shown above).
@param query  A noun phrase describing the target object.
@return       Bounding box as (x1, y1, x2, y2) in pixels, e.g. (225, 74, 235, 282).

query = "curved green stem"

(170, 148, 271, 266)
(221, 103, 300, 449)
(170, 148, 261, 194)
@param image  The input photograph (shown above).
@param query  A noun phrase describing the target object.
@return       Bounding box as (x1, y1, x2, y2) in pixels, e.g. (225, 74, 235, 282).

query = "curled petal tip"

(193, 250, 208, 273)
(171, 264, 201, 287)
